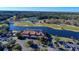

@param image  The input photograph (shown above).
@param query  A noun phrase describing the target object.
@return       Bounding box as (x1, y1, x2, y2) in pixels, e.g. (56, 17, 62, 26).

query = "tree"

(6, 43, 15, 51)
(6, 39, 16, 51)
(16, 32, 26, 40)
(8, 39, 16, 44)
(61, 27, 64, 30)
(12, 44, 22, 51)
(24, 41, 33, 47)
(0, 42, 4, 51)
(55, 37, 60, 42)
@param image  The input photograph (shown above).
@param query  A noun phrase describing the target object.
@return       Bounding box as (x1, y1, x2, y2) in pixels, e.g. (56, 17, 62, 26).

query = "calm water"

(9, 23, 79, 39)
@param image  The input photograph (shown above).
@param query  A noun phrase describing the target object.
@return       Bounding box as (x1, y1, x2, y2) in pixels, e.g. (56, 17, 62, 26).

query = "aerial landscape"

(0, 7, 79, 51)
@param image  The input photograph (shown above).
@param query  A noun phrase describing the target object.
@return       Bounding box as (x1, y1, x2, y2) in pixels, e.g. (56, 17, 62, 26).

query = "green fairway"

(13, 21, 79, 32)
(35, 23, 79, 32)
(14, 21, 33, 26)
(34, 23, 61, 29)
(63, 25, 79, 32)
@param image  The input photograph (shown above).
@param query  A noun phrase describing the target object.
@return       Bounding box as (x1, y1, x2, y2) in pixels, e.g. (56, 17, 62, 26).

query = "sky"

(0, 7, 79, 12)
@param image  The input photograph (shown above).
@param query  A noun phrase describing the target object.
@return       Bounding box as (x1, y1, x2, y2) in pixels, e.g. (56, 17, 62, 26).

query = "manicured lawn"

(58, 37, 74, 42)
(51, 35, 74, 42)
(63, 25, 79, 32)
(35, 23, 61, 29)
(35, 23, 79, 32)
(14, 21, 33, 26)
(0, 23, 3, 27)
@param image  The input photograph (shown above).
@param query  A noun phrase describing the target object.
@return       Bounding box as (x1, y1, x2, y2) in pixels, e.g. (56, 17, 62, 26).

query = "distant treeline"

(0, 11, 79, 21)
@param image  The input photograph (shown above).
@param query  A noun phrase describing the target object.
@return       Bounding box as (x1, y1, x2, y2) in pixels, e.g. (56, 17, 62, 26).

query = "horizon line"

(0, 7, 79, 12)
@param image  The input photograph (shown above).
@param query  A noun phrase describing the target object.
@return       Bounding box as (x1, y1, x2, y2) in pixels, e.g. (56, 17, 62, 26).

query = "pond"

(9, 23, 79, 40)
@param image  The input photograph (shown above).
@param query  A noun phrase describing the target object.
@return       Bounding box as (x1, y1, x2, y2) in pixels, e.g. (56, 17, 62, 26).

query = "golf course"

(14, 21, 79, 32)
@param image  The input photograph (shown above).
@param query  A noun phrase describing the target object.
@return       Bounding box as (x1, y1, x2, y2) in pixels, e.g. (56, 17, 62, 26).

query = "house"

(28, 17, 38, 22)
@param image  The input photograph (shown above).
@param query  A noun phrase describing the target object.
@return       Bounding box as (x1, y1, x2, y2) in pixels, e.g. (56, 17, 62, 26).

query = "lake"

(9, 23, 79, 40)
